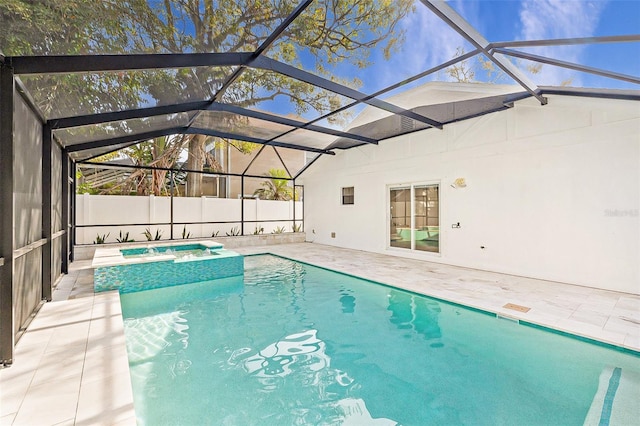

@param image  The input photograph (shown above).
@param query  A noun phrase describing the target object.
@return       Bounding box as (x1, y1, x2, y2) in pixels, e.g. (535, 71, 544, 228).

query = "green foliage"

(116, 231, 134, 243)
(253, 169, 293, 201)
(252, 226, 264, 235)
(143, 228, 162, 241)
(94, 233, 109, 244)
(181, 226, 191, 239)
(1, 0, 414, 195)
(226, 226, 241, 237)
(272, 226, 286, 234)
(211, 230, 219, 237)
(76, 170, 100, 195)
(292, 223, 302, 233)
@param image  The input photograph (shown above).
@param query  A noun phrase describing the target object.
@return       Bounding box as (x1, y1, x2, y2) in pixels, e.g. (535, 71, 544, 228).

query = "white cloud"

(374, 3, 474, 89)
(517, 0, 608, 86)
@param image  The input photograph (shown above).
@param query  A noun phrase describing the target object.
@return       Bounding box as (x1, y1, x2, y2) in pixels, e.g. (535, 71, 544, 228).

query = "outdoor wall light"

(451, 178, 467, 188)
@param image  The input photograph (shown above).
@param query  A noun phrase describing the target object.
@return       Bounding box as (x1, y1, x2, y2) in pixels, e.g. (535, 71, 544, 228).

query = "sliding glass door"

(390, 187, 411, 249)
(389, 184, 439, 253)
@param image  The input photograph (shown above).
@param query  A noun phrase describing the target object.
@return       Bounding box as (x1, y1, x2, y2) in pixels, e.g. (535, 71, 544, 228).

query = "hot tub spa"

(92, 241, 243, 294)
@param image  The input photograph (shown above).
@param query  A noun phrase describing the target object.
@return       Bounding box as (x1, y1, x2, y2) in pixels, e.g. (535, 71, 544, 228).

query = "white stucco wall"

(301, 92, 640, 295)
(75, 195, 303, 244)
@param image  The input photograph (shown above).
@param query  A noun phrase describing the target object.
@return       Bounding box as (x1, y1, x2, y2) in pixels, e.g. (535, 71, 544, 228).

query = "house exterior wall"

(300, 95, 640, 295)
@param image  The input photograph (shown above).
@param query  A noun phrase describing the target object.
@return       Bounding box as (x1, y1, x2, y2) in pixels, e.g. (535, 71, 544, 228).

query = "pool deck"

(1, 242, 639, 425)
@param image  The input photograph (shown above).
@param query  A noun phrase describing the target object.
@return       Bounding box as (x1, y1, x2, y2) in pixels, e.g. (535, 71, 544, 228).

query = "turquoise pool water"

(120, 243, 223, 259)
(94, 244, 242, 294)
(120, 255, 640, 425)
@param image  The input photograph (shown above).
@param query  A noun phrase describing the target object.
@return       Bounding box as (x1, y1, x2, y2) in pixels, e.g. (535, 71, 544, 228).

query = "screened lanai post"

(0, 62, 15, 365)
(70, 161, 76, 261)
(41, 124, 52, 301)
(241, 177, 245, 235)
(170, 170, 174, 240)
(61, 150, 69, 274)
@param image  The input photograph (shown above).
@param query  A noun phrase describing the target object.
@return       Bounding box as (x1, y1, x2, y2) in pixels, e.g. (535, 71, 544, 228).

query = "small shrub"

(116, 231, 134, 243)
(181, 225, 191, 239)
(272, 226, 286, 234)
(253, 226, 264, 235)
(226, 226, 241, 236)
(292, 223, 302, 233)
(94, 233, 110, 244)
(211, 230, 219, 237)
(143, 228, 163, 241)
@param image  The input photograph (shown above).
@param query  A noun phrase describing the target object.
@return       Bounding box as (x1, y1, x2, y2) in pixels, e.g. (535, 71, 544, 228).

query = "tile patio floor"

(1, 242, 639, 425)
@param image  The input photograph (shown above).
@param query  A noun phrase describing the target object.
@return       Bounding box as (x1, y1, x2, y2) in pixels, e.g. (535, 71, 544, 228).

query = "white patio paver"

(0, 262, 135, 426)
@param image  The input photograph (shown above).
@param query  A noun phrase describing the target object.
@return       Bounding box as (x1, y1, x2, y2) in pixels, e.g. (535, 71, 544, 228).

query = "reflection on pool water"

(120, 255, 640, 425)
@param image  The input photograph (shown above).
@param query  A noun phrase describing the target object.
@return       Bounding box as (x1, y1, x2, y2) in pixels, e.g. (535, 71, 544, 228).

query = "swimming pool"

(120, 254, 640, 425)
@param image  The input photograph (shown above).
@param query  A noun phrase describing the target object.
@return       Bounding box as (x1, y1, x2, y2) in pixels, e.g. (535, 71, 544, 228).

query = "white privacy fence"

(75, 194, 303, 244)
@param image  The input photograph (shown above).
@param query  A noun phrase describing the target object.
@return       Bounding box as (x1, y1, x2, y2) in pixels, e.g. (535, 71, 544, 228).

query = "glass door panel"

(390, 187, 410, 249)
(415, 185, 439, 252)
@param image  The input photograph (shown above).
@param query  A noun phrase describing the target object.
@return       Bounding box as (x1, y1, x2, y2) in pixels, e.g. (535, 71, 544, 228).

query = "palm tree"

(253, 169, 293, 201)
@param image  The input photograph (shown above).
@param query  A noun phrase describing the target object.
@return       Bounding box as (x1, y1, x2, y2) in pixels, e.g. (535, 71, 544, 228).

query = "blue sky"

(377, 0, 639, 91)
(259, 0, 639, 126)
(367, 0, 640, 92)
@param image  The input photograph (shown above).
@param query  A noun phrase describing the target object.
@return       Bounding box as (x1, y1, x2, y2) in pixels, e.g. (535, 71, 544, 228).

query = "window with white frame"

(342, 186, 354, 205)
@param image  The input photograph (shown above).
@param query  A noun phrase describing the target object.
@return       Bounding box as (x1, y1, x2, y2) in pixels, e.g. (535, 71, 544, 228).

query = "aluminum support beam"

(187, 127, 335, 155)
(211, 0, 313, 103)
(493, 48, 640, 85)
(0, 64, 15, 365)
(69, 161, 78, 262)
(42, 124, 52, 301)
(14, 77, 46, 123)
(206, 103, 378, 145)
(292, 178, 296, 227)
(50, 101, 376, 146)
(252, 56, 444, 129)
(64, 128, 189, 153)
(50, 101, 210, 129)
(490, 34, 640, 49)
(61, 151, 69, 274)
(241, 177, 245, 235)
(294, 152, 324, 180)
(241, 145, 267, 176)
(272, 147, 292, 178)
(70, 162, 76, 262)
(420, 0, 547, 105)
(8, 52, 253, 75)
(539, 86, 640, 102)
